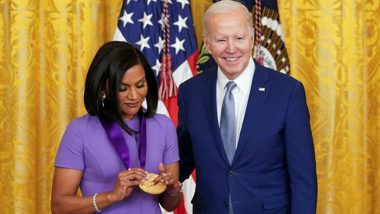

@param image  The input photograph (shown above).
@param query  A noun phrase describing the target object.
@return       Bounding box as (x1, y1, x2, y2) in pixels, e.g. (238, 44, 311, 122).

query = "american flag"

(113, 0, 198, 213)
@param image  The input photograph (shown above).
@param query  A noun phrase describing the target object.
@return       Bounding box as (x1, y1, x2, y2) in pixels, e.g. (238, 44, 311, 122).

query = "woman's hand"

(156, 162, 181, 211)
(108, 168, 148, 202)
(154, 163, 182, 196)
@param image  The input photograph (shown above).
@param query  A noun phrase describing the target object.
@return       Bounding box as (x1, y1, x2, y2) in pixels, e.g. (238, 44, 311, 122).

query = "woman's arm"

(51, 167, 103, 214)
(51, 167, 147, 214)
(157, 162, 182, 212)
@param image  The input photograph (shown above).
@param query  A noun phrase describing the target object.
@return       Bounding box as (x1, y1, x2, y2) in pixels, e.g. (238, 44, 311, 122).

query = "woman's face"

(117, 64, 148, 120)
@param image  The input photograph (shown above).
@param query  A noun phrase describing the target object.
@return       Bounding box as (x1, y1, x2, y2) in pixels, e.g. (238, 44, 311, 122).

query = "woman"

(51, 41, 182, 213)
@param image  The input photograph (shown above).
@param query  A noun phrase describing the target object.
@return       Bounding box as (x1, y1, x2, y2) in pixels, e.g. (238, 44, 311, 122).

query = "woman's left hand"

(156, 162, 181, 211)
(154, 163, 182, 195)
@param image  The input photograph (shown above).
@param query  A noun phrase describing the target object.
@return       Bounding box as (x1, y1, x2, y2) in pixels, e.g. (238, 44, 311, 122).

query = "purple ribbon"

(101, 116, 146, 169)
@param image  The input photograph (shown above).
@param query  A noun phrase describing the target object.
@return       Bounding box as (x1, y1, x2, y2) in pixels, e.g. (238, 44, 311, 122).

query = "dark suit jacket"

(177, 60, 317, 214)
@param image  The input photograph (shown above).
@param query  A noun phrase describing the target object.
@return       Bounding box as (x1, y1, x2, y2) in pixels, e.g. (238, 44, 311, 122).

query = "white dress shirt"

(217, 58, 255, 147)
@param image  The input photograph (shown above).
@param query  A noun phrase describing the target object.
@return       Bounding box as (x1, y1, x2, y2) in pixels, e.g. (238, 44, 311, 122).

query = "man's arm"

(284, 81, 318, 213)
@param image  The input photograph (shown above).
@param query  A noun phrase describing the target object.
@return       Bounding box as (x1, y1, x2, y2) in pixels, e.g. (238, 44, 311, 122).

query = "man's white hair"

(203, 0, 254, 37)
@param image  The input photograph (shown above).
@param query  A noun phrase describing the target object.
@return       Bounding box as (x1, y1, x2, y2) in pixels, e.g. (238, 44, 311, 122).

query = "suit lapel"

(200, 69, 230, 165)
(232, 62, 271, 165)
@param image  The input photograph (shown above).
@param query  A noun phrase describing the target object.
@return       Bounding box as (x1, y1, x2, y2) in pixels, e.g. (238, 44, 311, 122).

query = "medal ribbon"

(101, 116, 146, 169)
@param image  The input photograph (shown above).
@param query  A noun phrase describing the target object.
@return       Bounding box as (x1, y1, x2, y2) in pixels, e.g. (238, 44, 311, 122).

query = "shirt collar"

(217, 58, 255, 94)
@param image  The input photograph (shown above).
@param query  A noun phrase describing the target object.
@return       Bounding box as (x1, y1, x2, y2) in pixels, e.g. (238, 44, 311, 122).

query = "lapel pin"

(258, 87, 265, 91)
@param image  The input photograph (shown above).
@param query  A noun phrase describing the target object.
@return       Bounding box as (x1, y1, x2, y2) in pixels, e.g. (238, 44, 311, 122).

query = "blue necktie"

(220, 81, 237, 164)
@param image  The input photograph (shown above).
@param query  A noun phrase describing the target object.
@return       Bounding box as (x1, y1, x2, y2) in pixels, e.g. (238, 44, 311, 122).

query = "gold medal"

(139, 173, 167, 195)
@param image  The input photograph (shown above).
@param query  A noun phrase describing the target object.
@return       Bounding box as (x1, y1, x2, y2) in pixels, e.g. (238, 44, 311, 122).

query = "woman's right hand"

(108, 168, 148, 202)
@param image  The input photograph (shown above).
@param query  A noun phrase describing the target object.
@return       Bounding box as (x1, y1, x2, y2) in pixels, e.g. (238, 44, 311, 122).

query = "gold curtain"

(0, 1, 122, 213)
(280, 1, 380, 213)
(0, 0, 379, 213)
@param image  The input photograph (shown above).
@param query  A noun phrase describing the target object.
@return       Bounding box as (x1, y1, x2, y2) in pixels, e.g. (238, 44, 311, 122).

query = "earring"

(102, 92, 106, 108)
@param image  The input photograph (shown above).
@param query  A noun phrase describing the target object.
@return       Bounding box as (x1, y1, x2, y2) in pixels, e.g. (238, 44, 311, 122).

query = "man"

(177, 1, 317, 213)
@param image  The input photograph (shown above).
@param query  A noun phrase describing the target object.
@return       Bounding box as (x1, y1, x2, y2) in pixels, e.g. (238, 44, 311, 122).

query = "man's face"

(204, 8, 254, 80)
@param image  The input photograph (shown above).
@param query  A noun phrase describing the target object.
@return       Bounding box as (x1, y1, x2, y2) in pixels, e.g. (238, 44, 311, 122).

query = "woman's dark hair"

(84, 41, 158, 134)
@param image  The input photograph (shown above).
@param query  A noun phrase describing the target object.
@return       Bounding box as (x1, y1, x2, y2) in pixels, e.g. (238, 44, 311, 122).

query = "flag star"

(155, 37, 164, 53)
(138, 12, 153, 29)
(147, 0, 157, 5)
(158, 16, 164, 29)
(174, 15, 188, 32)
(171, 37, 185, 54)
(136, 35, 150, 51)
(119, 10, 134, 27)
(176, 0, 189, 9)
(152, 59, 162, 75)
